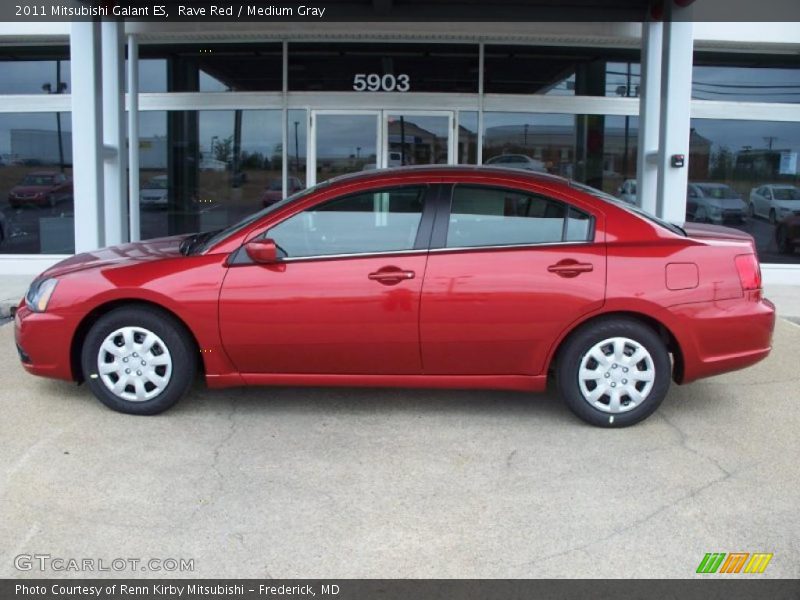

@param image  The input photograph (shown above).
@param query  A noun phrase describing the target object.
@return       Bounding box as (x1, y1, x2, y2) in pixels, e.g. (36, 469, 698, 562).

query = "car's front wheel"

(81, 306, 197, 415)
(556, 318, 671, 427)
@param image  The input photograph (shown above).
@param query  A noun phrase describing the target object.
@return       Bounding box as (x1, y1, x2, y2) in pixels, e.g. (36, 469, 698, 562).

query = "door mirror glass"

(245, 238, 279, 264)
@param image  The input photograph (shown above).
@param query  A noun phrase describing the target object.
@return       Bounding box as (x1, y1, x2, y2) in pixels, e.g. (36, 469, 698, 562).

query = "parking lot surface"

(1, 320, 798, 579)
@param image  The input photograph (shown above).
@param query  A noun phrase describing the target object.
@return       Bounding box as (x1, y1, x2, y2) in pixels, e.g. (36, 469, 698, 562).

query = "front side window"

(446, 185, 592, 249)
(268, 186, 426, 258)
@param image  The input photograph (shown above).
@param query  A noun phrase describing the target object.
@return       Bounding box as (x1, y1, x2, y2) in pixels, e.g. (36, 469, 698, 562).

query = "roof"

(325, 164, 571, 186)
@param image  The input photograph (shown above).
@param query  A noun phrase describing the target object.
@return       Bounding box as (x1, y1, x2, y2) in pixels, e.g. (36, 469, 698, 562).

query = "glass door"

(307, 111, 381, 186)
(383, 112, 454, 167)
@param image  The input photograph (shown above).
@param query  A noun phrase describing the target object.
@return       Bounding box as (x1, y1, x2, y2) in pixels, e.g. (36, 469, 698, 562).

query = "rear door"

(419, 183, 606, 376)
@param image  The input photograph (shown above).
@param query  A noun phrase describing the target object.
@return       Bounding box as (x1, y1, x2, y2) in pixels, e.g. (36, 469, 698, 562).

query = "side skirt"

(206, 372, 547, 392)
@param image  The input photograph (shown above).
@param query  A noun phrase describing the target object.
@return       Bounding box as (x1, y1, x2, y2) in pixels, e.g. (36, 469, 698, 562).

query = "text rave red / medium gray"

(15, 167, 775, 427)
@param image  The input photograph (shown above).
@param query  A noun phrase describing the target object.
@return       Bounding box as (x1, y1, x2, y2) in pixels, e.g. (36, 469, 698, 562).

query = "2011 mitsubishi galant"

(14, 167, 775, 427)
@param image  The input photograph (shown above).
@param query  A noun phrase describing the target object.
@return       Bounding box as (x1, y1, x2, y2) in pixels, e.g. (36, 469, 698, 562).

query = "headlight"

(25, 278, 58, 313)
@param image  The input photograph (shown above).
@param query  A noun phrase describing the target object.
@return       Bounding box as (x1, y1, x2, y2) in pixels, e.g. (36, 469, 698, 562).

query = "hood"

(40, 234, 188, 279)
(705, 197, 746, 210)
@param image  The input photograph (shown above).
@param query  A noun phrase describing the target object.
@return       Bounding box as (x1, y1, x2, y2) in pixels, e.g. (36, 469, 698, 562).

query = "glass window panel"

(315, 114, 378, 182)
(689, 119, 800, 265)
(0, 112, 74, 254)
(289, 43, 478, 93)
(693, 54, 800, 104)
(137, 110, 283, 240)
(132, 44, 282, 92)
(268, 186, 425, 258)
(287, 109, 308, 199)
(386, 114, 449, 166)
(447, 185, 582, 248)
(458, 112, 479, 165)
(483, 45, 639, 97)
(0, 48, 70, 95)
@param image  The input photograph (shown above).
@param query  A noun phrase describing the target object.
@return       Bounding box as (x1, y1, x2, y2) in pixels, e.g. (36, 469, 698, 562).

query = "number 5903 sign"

(353, 73, 410, 92)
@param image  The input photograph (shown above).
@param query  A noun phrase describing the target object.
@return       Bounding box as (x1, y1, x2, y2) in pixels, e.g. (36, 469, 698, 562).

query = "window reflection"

(0, 112, 74, 254)
(137, 110, 285, 240)
(688, 119, 800, 264)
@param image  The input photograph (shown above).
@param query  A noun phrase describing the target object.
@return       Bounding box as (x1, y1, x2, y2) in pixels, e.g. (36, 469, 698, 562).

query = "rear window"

(571, 181, 686, 237)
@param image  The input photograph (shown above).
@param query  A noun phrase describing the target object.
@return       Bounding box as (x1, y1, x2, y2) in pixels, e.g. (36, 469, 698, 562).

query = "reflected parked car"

(485, 154, 547, 172)
(616, 179, 638, 205)
(139, 175, 169, 209)
(748, 184, 800, 224)
(0, 209, 6, 245)
(15, 166, 774, 428)
(261, 177, 304, 207)
(686, 182, 747, 225)
(776, 214, 800, 255)
(8, 171, 72, 209)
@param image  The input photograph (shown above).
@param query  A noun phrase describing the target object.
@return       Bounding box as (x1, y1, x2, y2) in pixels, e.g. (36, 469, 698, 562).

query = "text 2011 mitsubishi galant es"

(15, 167, 775, 427)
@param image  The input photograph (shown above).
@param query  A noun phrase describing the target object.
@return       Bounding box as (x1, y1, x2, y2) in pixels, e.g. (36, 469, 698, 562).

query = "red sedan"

(14, 167, 775, 427)
(8, 171, 73, 208)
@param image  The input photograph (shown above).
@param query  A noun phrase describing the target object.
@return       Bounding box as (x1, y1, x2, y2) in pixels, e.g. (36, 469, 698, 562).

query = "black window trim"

(430, 183, 596, 253)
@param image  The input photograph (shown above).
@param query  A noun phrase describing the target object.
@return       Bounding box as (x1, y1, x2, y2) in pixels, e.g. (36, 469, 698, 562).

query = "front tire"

(556, 318, 671, 427)
(81, 306, 197, 415)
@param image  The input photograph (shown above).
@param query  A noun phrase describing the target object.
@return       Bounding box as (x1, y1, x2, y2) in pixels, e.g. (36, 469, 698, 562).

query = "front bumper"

(14, 303, 76, 382)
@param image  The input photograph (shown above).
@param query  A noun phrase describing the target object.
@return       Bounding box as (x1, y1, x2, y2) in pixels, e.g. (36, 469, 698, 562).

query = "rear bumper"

(671, 294, 775, 383)
(14, 303, 76, 382)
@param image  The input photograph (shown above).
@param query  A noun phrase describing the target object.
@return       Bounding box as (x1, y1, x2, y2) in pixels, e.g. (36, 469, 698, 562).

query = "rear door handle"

(547, 260, 594, 278)
(368, 267, 416, 285)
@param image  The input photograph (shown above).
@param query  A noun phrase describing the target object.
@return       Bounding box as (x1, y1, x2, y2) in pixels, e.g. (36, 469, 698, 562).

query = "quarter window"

(268, 186, 426, 258)
(446, 185, 592, 248)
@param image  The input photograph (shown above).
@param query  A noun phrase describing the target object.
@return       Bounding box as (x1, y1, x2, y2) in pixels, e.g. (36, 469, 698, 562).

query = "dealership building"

(0, 6, 799, 281)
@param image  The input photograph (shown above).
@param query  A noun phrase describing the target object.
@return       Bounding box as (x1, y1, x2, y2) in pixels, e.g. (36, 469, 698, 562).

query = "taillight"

(735, 254, 761, 291)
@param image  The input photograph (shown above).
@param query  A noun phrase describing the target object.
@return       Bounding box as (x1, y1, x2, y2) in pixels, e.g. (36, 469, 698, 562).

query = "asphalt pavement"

(0, 317, 798, 578)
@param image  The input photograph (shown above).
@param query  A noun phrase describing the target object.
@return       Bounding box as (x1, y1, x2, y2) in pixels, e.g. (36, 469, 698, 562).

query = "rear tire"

(556, 318, 671, 427)
(81, 306, 196, 415)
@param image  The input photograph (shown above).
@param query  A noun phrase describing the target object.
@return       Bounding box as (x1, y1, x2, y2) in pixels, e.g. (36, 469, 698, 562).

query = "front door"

(219, 184, 434, 375)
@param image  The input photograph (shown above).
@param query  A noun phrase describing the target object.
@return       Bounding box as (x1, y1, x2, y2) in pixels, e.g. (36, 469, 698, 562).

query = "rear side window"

(446, 185, 593, 248)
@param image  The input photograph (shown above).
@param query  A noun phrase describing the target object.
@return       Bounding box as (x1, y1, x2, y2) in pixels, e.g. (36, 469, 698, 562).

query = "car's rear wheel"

(556, 318, 671, 427)
(81, 306, 196, 415)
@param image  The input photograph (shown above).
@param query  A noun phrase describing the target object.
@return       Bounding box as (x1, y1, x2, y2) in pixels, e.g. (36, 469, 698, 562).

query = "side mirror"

(245, 238, 279, 264)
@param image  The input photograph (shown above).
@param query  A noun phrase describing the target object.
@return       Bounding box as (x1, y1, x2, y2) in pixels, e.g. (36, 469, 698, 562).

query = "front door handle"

(368, 266, 416, 285)
(547, 259, 594, 278)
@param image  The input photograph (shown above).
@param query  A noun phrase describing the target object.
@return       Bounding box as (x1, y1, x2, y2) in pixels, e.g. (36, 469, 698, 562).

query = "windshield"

(570, 181, 686, 237)
(698, 184, 739, 199)
(773, 187, 800, 201)
(195, 180, 330, 253)
(21, 175, 54, 185)
(145, 177, 167, 189)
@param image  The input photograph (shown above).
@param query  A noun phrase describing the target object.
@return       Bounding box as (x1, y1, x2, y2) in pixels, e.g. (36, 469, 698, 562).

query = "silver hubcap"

(578, 337, 655, 414)
(96, 326, 172, 402)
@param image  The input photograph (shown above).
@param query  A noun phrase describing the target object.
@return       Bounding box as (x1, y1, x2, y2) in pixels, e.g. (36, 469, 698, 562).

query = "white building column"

(127, 34, 141, 242)
(70, 21, 104, 251)
(655, 2, 694, 224)
(636, 20, 662, 215)
(102, 20, 127, 245)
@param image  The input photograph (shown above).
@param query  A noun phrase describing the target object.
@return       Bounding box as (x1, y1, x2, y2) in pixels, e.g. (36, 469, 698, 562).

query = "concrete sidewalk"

(2, 274, 798, 319)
